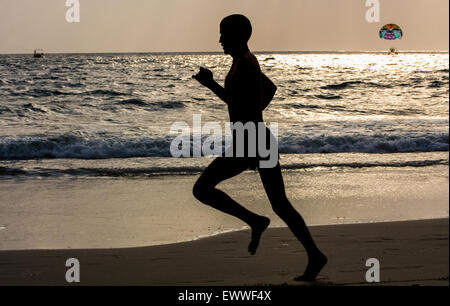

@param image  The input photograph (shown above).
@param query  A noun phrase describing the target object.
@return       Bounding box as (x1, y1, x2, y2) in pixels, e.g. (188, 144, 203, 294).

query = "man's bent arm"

(208, 80, 230, 105)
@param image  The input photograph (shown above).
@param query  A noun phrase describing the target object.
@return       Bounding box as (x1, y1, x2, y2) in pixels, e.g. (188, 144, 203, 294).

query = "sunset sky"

(0, 0, 448, 53)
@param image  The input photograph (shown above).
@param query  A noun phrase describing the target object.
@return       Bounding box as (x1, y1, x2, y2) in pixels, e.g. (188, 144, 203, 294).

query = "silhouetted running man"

(192, 14, 327, 281)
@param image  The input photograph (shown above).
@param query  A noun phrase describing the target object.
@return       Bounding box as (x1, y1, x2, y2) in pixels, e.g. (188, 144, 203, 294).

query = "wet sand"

(0, 218, 447, 286)
(0, 164, 448, 251)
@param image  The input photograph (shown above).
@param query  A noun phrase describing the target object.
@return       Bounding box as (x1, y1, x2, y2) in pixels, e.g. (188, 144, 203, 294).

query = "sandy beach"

(0, 218, 447, 286)
(0, 158, 448, 286)
(0, 161, 448, 250)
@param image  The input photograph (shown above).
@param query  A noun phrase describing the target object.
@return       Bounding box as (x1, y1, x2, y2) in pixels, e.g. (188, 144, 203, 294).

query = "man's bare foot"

(248, 216, 270, 255)
(294, 252, 328, 281)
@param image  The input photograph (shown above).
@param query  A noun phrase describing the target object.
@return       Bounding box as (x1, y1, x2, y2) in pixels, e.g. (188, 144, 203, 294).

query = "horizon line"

(1, 49, 449, 55)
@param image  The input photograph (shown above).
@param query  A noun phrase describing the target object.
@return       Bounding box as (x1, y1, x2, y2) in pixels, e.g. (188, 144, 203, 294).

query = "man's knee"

(193, 179, 212, 202)
(192, 180, 203, 201)
(271, 197, 292, 217)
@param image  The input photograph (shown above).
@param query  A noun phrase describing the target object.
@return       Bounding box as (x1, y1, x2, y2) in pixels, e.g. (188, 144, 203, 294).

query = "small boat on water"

(33, 49, 45, 58)
(388, 47, 398, 55)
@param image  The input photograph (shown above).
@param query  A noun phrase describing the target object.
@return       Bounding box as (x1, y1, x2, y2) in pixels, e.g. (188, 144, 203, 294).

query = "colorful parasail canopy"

(379, 24, 403, 40)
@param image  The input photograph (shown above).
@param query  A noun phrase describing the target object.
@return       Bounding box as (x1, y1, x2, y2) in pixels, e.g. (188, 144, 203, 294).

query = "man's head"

(219, 14, 252, 55)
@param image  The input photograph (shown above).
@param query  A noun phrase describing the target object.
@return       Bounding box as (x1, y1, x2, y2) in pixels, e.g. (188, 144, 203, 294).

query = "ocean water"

(0, 52, 448, 249)
(0, 52, 448, 177)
